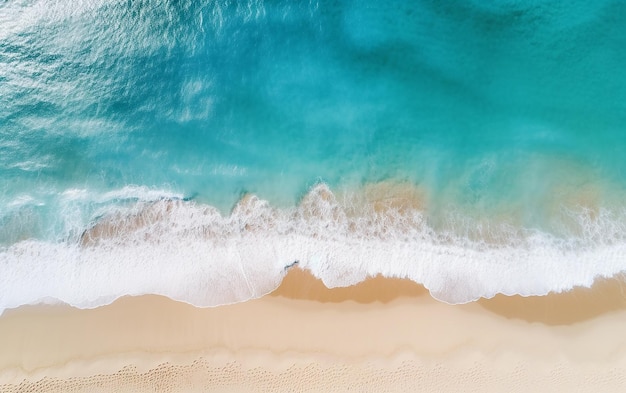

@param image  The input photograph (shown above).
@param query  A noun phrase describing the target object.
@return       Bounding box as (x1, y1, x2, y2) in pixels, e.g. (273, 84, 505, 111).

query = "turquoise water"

(1, 0, 626, 310)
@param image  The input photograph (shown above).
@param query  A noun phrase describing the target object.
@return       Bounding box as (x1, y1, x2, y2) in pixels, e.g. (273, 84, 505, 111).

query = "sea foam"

(1, 183, 626, 315)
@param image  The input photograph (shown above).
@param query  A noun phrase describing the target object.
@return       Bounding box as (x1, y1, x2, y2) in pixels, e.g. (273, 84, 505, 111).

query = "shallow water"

(1, 0, 626, 312)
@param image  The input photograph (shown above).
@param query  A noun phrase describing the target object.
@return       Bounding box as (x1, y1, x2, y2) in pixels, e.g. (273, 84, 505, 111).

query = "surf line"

(284, 260, 299, 272)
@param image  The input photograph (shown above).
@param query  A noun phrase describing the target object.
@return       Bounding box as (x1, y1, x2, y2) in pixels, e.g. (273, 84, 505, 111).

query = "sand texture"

(1, 269, 626, 392)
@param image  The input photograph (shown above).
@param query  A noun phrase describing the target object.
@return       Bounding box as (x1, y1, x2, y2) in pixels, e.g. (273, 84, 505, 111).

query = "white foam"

(1, 183, 626, 315)
(97, 185, 184, 203)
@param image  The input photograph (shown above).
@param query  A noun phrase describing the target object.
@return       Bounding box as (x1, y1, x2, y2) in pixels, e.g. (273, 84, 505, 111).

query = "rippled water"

(1, 0, 626, 311)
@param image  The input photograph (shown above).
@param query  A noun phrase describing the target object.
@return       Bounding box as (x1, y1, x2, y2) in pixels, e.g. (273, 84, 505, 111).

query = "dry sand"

(1, 269, 626, 392)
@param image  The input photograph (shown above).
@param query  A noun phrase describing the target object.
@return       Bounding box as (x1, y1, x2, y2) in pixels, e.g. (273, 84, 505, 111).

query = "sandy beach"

(1, 269, 626, 392)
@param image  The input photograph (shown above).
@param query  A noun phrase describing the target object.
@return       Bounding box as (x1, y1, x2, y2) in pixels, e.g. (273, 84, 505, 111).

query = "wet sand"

(1, 269, 626, 392)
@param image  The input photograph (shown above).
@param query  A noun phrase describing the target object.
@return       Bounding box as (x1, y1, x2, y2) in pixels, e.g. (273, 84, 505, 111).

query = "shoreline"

(5, 182, 626, 311)
(2, 269, 626, 391)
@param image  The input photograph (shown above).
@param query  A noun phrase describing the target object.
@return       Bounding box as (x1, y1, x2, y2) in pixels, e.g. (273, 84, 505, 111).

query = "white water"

(1, 183, 625, 315)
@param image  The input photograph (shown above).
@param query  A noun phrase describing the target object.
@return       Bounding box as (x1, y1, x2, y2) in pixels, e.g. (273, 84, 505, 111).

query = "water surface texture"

(1, 0, 626, 311)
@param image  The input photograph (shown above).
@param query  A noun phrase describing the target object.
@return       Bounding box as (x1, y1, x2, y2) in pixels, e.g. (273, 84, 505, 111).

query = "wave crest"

(1, 182, 626, 314)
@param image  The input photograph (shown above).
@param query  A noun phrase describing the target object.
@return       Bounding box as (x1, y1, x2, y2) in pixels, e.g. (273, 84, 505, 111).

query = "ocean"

(1, 0, 626, 313)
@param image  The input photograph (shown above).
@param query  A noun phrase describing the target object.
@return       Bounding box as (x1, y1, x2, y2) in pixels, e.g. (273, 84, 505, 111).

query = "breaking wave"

(2, 182, 626, 315)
